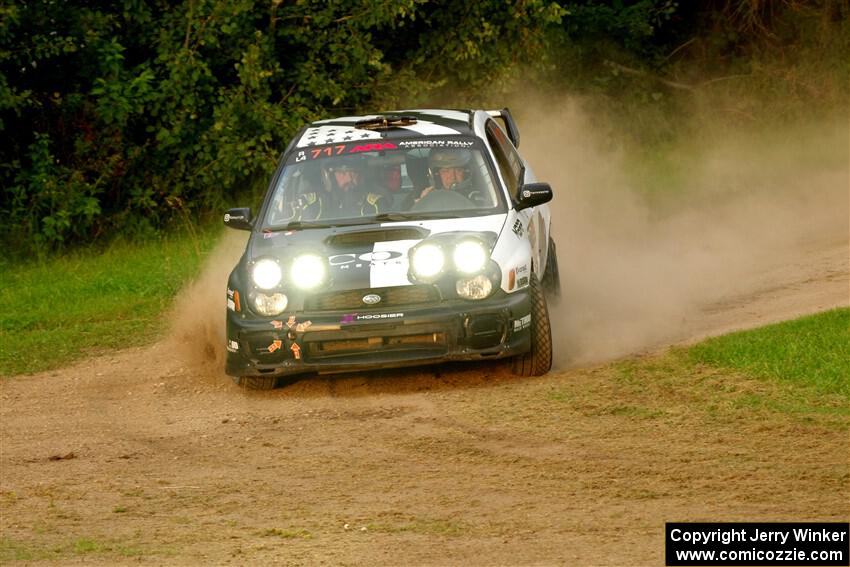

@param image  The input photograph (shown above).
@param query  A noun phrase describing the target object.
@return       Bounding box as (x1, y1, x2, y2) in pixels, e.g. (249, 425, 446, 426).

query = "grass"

(688, 308, 850, 398)
(0, 537, 151, 562)
(469, 309, 849, 436)
(73, 538, 102, 553)
(0, 227, 220, 376)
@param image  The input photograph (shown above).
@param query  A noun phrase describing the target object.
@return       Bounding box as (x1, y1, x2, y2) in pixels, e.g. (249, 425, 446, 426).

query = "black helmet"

(328, 155, 363, 173)
(429, 149, 471, 169)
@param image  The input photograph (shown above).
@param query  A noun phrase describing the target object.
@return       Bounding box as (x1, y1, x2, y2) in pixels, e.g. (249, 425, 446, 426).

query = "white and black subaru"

(224, 108, 560, 389)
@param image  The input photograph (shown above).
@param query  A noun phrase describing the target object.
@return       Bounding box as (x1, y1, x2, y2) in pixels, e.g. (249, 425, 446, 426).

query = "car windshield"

(262, 137, 505, 230)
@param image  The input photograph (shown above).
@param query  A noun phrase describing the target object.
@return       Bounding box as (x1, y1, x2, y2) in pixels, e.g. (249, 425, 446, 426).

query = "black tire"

(541, 237, 561, 299)
(234, 375, 279, 390)
(511, 273, 553, 377)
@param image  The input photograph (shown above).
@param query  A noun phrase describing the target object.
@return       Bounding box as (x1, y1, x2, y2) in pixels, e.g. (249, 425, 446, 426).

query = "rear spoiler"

(486, 108, 520, 148)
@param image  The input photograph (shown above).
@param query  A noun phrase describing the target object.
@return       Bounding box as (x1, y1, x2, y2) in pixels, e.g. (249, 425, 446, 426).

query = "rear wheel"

(511, 273, 553, 377)
(541, 237, 561, 299)
(234, 375, 279, 390)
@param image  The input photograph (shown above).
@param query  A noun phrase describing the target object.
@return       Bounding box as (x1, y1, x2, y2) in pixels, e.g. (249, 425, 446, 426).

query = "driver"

(410, 149, 474, 206)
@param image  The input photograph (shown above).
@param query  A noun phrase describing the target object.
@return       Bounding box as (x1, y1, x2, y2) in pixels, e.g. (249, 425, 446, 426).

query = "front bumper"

(225, 289, 532, 378)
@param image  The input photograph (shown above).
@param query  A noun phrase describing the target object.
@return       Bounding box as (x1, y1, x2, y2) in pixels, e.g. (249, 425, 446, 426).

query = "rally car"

(223, 108, 560, 389)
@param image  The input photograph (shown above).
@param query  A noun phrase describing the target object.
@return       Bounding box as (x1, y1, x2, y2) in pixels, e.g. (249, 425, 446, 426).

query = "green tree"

(1, 0, 564, 255)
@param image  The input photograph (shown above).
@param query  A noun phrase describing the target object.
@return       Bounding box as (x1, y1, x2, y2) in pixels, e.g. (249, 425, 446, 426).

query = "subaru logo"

(362, 294, 381, 305)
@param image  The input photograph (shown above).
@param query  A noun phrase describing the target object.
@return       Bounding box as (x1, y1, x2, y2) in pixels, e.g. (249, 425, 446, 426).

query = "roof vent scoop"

(354, 115, 418, 130)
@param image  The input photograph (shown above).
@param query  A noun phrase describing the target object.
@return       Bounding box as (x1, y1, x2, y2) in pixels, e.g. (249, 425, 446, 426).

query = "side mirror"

(515, 183, 552, 211)
(224, 207, 253, 230)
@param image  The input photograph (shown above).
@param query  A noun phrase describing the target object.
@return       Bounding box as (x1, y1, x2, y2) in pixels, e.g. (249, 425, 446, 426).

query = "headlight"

(456, 274, 493, 300)
(253, 293, 288, 316)
(453, 240, 487, 274)
(252, 259, 282, 289)
(411, 244, 445, 279)
(291, 254, 326, 289)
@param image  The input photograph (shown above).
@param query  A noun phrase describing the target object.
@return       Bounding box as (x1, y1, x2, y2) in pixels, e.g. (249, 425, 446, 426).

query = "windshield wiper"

(372, 212, 419, 222)
(264, 220, 331, 232)
(265, 211, 465, 232)
(372, 212, 463, 222)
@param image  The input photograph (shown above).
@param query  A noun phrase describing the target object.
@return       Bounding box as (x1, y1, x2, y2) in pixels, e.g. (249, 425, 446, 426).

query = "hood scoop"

(326, 227, 429, 247)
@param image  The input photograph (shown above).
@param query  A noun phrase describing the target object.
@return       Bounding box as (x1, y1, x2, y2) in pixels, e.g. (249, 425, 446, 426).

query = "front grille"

(308, 332, 446, 355)
(305, 285, 440, 311)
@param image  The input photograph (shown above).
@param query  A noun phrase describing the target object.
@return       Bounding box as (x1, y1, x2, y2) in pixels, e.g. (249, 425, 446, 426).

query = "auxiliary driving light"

(252, 259, 282, 290)
(453, 240, 487, 274)
(456, 274, 493, 300)
(411, 244, 445, 279)
(290, 254, 326, 289)
(253, 292, 288, 316)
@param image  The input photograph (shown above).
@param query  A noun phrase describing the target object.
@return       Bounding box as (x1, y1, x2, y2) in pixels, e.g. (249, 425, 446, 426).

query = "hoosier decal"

(341, 313, 405, 324)
(355, 313, 403, 321)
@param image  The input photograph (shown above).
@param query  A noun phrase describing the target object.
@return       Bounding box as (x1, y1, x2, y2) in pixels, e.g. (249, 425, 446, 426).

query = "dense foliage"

(548, 0, 848, 142)
(2, 0, 846, 255)
(0, 0, 564, 254)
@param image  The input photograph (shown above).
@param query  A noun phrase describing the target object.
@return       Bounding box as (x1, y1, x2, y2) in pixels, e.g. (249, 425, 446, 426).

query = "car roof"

(293, 109, 476, 148)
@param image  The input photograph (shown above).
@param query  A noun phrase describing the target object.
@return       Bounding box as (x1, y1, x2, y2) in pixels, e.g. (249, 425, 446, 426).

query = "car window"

(485, 119, 524, 199)
(262, 138, 505, 228)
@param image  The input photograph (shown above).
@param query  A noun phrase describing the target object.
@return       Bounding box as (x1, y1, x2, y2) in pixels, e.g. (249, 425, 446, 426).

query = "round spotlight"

(411, 244, 444, 279)
(453, 240, 487, 274)
(456, 274, 494, 300)
(253, 293, 288, 316)
(291, 254, 326, 290)
(252, 259, 282, 290)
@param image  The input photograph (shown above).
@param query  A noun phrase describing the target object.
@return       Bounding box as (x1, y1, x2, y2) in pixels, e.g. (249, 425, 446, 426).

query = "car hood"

(248, 214, 507, 292)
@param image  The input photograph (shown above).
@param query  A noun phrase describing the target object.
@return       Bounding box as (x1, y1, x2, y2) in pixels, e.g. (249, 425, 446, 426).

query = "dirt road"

(1, 229, 847, 565)
(2, 107, 848, 565)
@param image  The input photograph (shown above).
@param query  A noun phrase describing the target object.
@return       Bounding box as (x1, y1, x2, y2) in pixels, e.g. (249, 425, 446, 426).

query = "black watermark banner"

(666, 523, 849, 566)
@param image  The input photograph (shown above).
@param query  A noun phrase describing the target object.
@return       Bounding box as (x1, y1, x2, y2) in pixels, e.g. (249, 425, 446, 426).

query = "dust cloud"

(167, 230, 248, 380)
(514, 97, 849, 368)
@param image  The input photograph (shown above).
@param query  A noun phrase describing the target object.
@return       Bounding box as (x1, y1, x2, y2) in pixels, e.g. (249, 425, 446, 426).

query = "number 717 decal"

(311, 145, 347, 159)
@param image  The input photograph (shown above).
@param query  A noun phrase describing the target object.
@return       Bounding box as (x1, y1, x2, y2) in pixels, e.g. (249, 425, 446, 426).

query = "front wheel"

(233, 375, 279, 390)
(511, 273, 553, 377)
